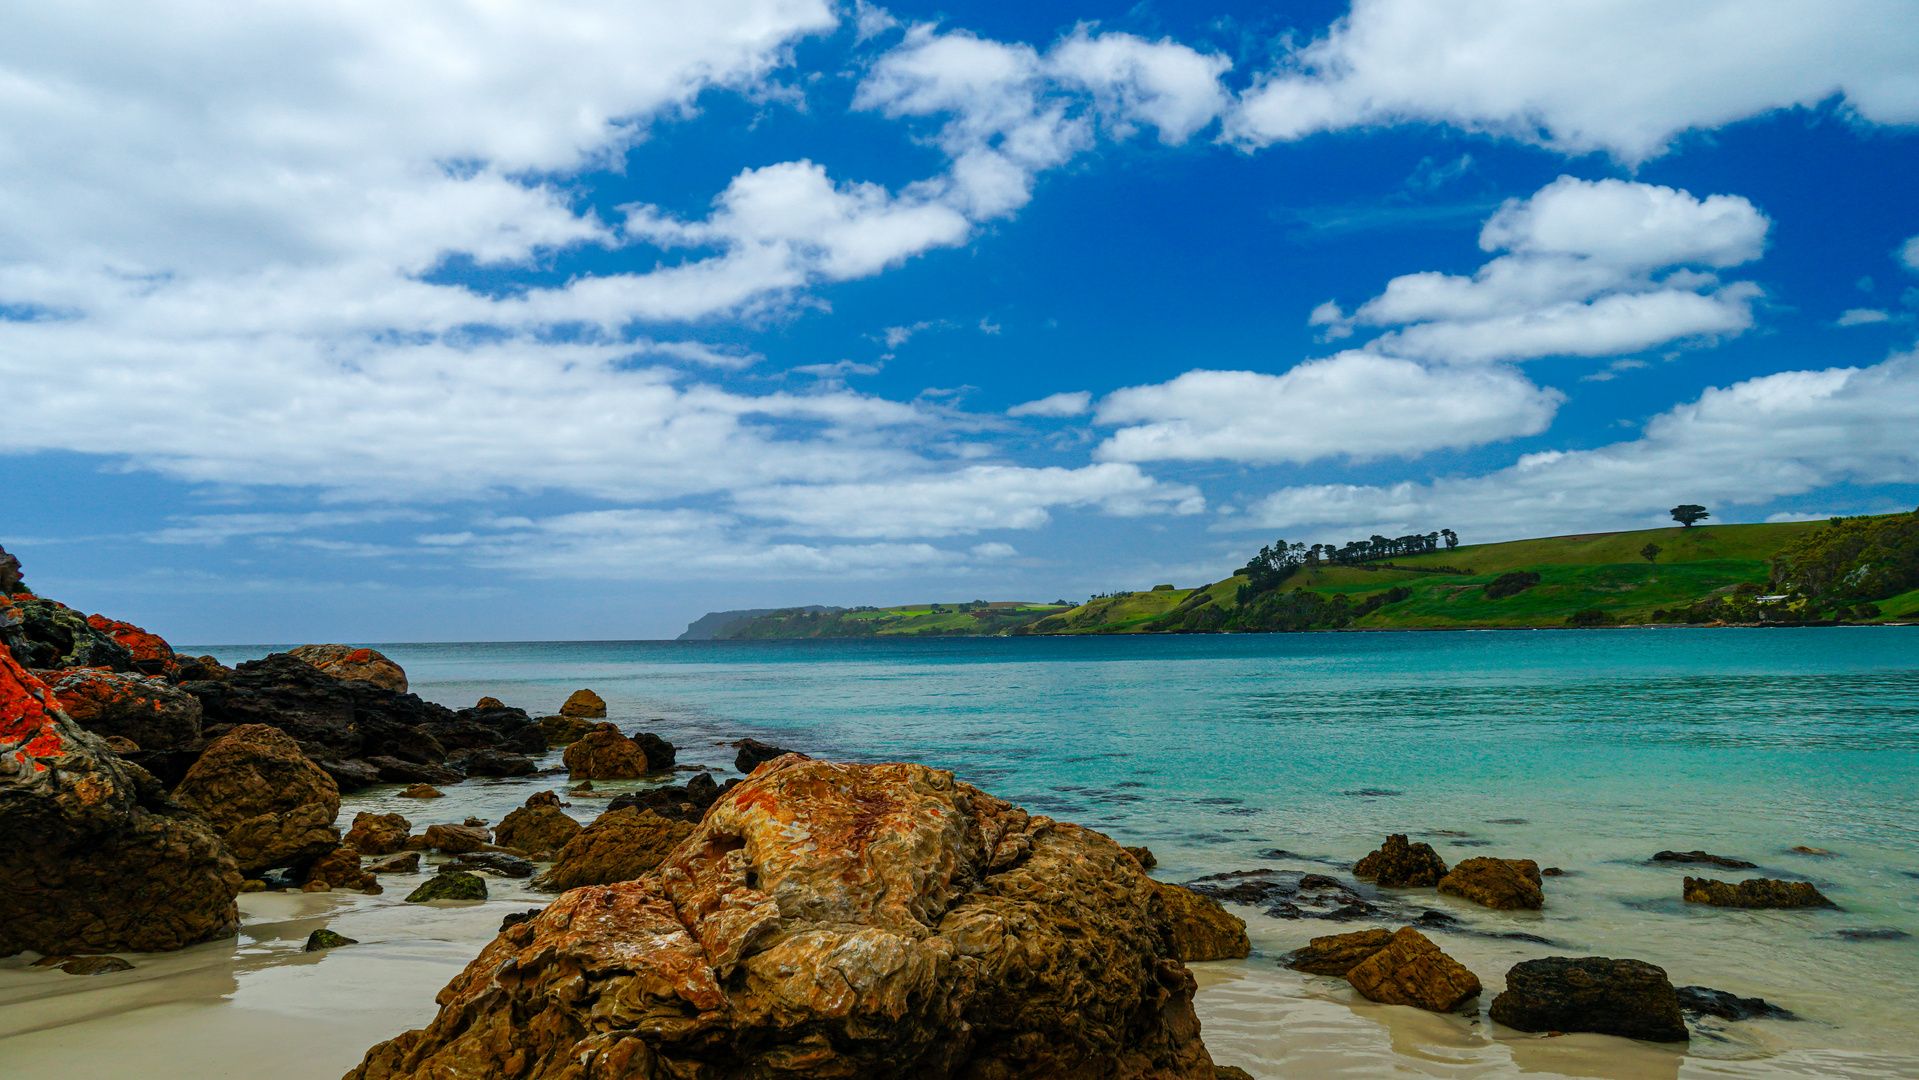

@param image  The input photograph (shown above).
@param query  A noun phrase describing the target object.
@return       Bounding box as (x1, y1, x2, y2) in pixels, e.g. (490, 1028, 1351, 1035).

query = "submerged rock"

(173, 724, 342, 875)
(456, 748, 537, 777)
(406, 872, 487, 902)
(1438, 857, 1544, 910)
(1282, 927, 1394, 976)
(1490, 956, 1688, 1042)
(1651, 850, 1758, 870)
(344, 811, 412, 855)
(1344, 927, 1481, 1012)
(306, 928, 359, 951)
(1152, 880, 1250, 961)
(287, 644, 409, 693)
(45, 955, 136, 975)
(346, 757, 1218, 1080)
(1353, 834, 1449, 887)
(1675, 985, 1798, 1021)
(559, 688, 606, 718)
(534, 806, 695, 891)
(397, 783, 444, 799)
(1683, 876, 1837, 909)
(562, 723, 649, 780)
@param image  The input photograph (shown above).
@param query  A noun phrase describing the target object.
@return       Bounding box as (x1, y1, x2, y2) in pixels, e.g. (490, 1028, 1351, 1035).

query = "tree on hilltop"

(1670, 504, 1710, 528)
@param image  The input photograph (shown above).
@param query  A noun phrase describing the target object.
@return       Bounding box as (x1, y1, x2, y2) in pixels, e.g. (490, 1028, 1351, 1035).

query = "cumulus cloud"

(1093, 355, 1562, 464)
(1837, 308, 1892, 326)
(1007, 391, 1093, 417)
(1227, 0, 1919, 162)
(1243, 350, 1919, 539)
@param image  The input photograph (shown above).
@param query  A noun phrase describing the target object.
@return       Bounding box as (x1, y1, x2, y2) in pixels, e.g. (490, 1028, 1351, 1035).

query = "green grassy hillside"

(717, 600, 1070, 638)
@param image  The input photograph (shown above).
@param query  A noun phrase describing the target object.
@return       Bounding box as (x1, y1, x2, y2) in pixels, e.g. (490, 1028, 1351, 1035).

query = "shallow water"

(4, 628, 1916, 1078)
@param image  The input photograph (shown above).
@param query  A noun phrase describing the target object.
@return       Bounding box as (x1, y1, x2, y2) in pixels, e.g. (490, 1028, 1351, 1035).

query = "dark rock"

(52, 955, 136, 975)
(605, 772, 728, 823)
(1683, 877, 1838, 909)
(559, 688, 606, 718)
(1490, 956, 1688, 1042)
(1541, 867, 1565, 877)
(46, 668, 203, 750)
(428, 705, 546, 755)
(1283, 927, 1393, 975)
(1652, 850, 1758, 870)
(1788, 846, 1836, 856)
(1342, 788, 1401, 797)
(287, 644, 409, 693)
(424, 823, 489, 853)
(1834, 927, 1911, 941)
(562, 723, 649, 780)
(1125, 846, 1158, 869)
(498, 908, 543, 932)
(187, 653, 452, 764)
(366, 852, 420, 874)
(317, 757, 383, 792)
(173, 723, 342, 874)
(345, 811, 412, 855)
(633, 731, 676, 769)
(175, 655, 233, 682)
(305, 928, 359, 951)
(534, 807, 695, 891)
(9, 595, 136, 672)
(304, 843, 382, 893)
(1675, 986, 1798, 1021)
(734, 736, 801, 774)
(1346, 927, 1481, 1012)
(405, 872, 487, 902)
(1438, 857, 1544, 910)
(366, 756, 463, 785)
(537, 714, 595, 746)
(457, 749, 536, 777)
(1215, 1069, 1256, 1080)
(443, 852, 534, 878)
(493, 802, 582, 853)
(1354, 834, 1449, 887)
(1152, 881, 1250, 961)
(120, 747, 206, 788)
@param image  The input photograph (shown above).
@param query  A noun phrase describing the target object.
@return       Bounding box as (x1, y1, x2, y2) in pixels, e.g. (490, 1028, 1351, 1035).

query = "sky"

(4, 0, 1918, 643)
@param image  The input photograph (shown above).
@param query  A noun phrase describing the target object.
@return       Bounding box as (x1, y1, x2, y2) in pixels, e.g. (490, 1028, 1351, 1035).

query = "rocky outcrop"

(1490, 956, 1688, 1042)
(559, 688, 606, 718)
(350, 758, 1217, 1080)
(184, 652, 453, 767)
(85, 614, 180, 678)
(562, 723, 650, 779)
(605, 771, 732, 823)
(735, 736, 800, 774)
(10, 595, 135, 671)
(1282, 927, 1394, 976)
(444, 852, 534, 878)
(304, 843, 381, 893)
(345, 811, 412, 855)
(47, 668, 203, 750)
(173, 724, 342, 874)
(1354, 834, 1449, 887)
(538, 713, 596, 746)
(1683, 876, 1837, 909)
(1438, 857, 1544, 910)
(1652, 850, 1757, 870)
(534, 807, 695, 891)
(0, 647, 242, 956)
(398, 783, 443, 798)
(1344, 927, 1481, 1012)
(1153, 881, 1251, 961)
(493, 797, 583, 854)
(421, 705, 546, 756)
(287, 644, 409, 693)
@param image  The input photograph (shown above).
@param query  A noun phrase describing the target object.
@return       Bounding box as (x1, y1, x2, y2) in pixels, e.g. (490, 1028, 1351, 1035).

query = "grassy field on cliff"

(717, 601, 1070, 638)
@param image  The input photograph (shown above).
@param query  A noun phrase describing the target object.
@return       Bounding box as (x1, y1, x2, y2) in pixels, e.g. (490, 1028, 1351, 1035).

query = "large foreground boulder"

(1354, 834, 1449, 888)
(0, 647, 241, 955)
(288, 644, 409, 693)
(174, 724, 342, 874)
(533, 806, 694, 891)
(347, 757, 1218, 1080)
(1490, 956, 1688, 1042)
(46, 668, 203, 750)
(1344, 927, 1481, 1012)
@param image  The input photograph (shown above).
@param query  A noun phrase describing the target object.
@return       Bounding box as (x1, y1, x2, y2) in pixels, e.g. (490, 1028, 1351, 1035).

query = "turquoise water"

(189, 627, 1919, 1078)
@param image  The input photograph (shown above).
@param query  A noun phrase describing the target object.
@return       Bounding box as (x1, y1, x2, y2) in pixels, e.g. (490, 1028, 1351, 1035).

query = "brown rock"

(559, 688, 606, 718)
(562, 723, 649, 780)
(345, 811, 412, 855)
(346, 758, 1217, 1080)
(494, 803, 583, 855)
(537, 714, 596, 746)
(1215, 1069, 1257, 1080)
(1152, 880, 1250, 961)
(1437, 857, 1544, 910)
(1490, 956, 1688, 1042)
(46, 955, 136, 975)
(173, 724, 343, 874)
(1344, 927, 1482, 1012)
(1353, 833, 1449, 888)
(424, 823, 489, 854)
(366, 851, 421, 874)
(304, 843, 382, 894)
(525, 789, 561, 808)
(1283, 927, 1395, 976)
(1124, 845, 1157, 869)
(1682, 876, 1837, 909)
(397, 783, 443, 798)
(474, 696, 505, 709)
(735, 736, 801, 774)
(46, 668, 203, 751)
(534, 807, 695, 892)
(286, 644, 408, 693)
(103, 735, 139, 753)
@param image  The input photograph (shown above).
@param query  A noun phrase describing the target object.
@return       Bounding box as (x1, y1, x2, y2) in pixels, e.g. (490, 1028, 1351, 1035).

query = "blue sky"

(4, 0, 1918, 642)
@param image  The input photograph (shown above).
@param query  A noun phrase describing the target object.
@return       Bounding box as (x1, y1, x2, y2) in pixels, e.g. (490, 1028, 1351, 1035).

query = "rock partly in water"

(366, 851, 421, 874)
(1354, 834, 1449, 888)
(344, 811, 412, 855)
(1437, 857, 1544, 910)
(1675, 986, 1798, 1021)
(605, 772, 733, 823)
(397, 783, 443, 799)
(423, 823, 489, 854)
(41, 955, 137, 975)
(474, 697, 505, 709)
(46, 668, 203, 750)
(456, 749, 537, 777)
(534, 806, 695, 892)
(443, 852, 535, 878)
(559, 688, 606, 718)
(173, 724, 343, 875)
(1125, 845, 1158, 869)
(1344, 927, 1481, 1012)
(287, 644, 409, 693)
(306, 928, 359, 951)
(0, 646, 242, 956)
(1490, 956, 1688, 1042)
(424, 705, 546, 756)
(346, 757, 1218, 1080)
(493, 800, 583, 854)
(303, 843, 382, 894)
(633, 731, 677, 770)
(538, 714, 596, 746)
(1214, 1068, 1256, 1080)
(184, 652, 450, 769)
(1682, 877, 1837, 909)
(366, 757, 462, 785)
(1152, 880, 1251, 961)
(1282, 927, 1395, 976)
(1651, 850, 1758, 870)
(733, 736, 802, 775)
(405, 872, 487, 902)
(562, 723, 650, 780)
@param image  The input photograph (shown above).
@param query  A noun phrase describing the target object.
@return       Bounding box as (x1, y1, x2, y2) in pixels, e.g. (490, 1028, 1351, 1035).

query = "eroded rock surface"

(606, 771, 731, 823)
(1152, 881, 1251, 961)
(1490, 956, 1687, 1042)
(1354, 834, 1449, 887)
(9, 596, 136, 672)
(288, 644, 409, 693)
(48, 668, 203, 751)
(423, 823, 489, 854)
(1282, 927, 1394, 976)
(345, 811, 412, 855)
(1683, 877, 1837, 909)
(304, 843, 381, 893)
(534, 806, 695, 891)
(562, 723, 649, 780)
(347, 757, 1217, 1080)
(1344, 927, 1481, 1012)
(538, 714, 596, 746)
(494, 797, 583, 854)
(1438, 857, 1544, 910)
(174, 724, 343, 874)
(559, 688, 606, 718)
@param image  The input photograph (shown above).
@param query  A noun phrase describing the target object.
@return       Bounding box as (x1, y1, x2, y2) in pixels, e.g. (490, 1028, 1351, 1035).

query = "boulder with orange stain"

(46, 668, 203, 751)
(84, 614, 178, 678)
(9, 595, 134, 671)
(0, 647, 241, 956)
(345, 757, 1217, 1080)
(287, 644, 408, 693)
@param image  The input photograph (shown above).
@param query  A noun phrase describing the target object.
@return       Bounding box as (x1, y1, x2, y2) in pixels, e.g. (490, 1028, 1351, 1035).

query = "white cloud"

(1093, 354, 1561, 464)
(1375, 284, 1761, 363)
(1048, 29, 1232, 144)
(1008, 390, 1093, 417)
(1837, 308, 1893, 326)
(146, 510, 438, 546)
(1226, 0, 1919, 162)
(1478, 177, 1769, 268)
(1765, 511, 1836, 523)
(1243, 350, 1919, 539)
(1901, 236, 1919, 272)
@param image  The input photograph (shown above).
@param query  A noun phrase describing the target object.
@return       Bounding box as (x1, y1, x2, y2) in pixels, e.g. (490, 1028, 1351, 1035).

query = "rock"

(306, 928, 359, 951)
(239, 879, 267, 892)
(1282, 927, 1395, 976)
(1344, 927, 1481, 1012)
(534, 807, 696, 891)
(0, 648, 242, 956)
(173, 724, 343, 874)
(405, 872, 487, 902)
(605, 772, 728, 823)
(47, 668, 203, 750)
(366, 852, 421, 873)
(633, 731, 677, 769)
(1490, 956, 1688, 1042)
(423, 705, 546, 756)
(287, 644, 409, 693)
(1541, 867, 1564, 877)
(345, 757, 1217, 1080)
(1835, 927, 1911, 941)
(345, 811, 412, 855)
(9, 595, 136, 672)
(318, 757, 383, 792)
(1125, 845, 1158, 869)
(526, 789, 561, 807)
(177, 654, 233, 682)
(103, 735, 139, 753)
(186, 653, 449, 765)
(493, 802, 583, 854)
(397, 783, 443, 798)
(734, 736, 801, 774)
(1789, 846, 1835, 856)
(456, 749, 536, 777)
(1215, 1069, 1256, 1080)
(424, 823, 489, 853)
(475, 696, 505, 709)
(537, 714, 596, 746)
(1675, 985, 1798, 1021)
(1354, 834, 1449, 887)
(56, 955, 137, 975)
(84, 614, 179, 678)
(367, 756, 462, 785)
(559, 688, 606, 718)
(562, 723, 649, 780)
(1153, 881, 1251, 961)
(304, 843, 382, 893)
(303, 880, 332, 892)
(1437, 857, 1544, 910)
(1652, 850, 1758, 870)
(444, 852, 534, 878)
(498, 908, 544, 932)
(1682, 877, 1837, 909)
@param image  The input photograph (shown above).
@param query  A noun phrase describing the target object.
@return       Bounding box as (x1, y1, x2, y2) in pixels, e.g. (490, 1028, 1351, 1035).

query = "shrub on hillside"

(1484, 571, 1543, 599)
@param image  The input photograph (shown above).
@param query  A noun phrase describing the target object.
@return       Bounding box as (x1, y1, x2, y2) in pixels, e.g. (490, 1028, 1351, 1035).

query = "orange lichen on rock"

(2, 647, 67, 769)
(84, 614, 177, 676)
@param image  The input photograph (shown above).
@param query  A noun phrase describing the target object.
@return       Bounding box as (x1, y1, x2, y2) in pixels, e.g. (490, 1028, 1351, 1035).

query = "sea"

(2, 627, 1915, 1079)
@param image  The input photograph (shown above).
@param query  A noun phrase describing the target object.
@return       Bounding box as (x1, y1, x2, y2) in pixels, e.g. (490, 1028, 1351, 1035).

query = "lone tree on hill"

(1640, 542, 1661, 564)
(1670, 504, 1710, 528)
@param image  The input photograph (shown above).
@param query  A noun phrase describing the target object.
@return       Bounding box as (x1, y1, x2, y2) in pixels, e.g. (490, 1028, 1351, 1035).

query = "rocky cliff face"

(346, 756, 1217, 1080)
